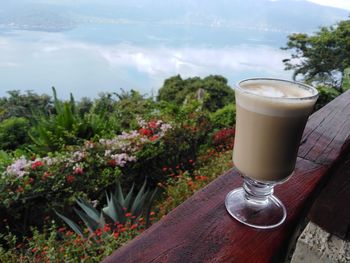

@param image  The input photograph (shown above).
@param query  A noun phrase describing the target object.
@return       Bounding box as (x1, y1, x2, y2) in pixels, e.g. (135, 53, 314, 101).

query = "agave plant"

(56, 180, 158, 239)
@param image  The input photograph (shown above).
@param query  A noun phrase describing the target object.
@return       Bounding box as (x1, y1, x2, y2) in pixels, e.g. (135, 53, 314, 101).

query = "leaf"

(74, 208, 99, 234)
(110, 192, 126, 224)
(145, 187, 159, 227)
(76, 198, 100, 223)
(55, 210, 85, 238)
(115, 181, 125, 205)
(130, 180, 147, 215)
(104, 192, 124, 223)
(124, 183, 134, 210)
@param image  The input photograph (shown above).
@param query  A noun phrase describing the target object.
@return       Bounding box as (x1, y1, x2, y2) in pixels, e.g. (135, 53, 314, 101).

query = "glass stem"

(243, 177, 274, 206)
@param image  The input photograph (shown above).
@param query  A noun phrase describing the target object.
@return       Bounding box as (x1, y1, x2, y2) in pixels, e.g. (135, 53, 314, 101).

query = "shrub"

(0, 117, 31, 151)
(0, 90, 52, 122)
(157, 75, 235, 112)
(212, 128, 236, 150)
(0, 118, 172, 236)
(29, 88, 115, 153)
(210, 104, 236, 130)
(0, 220, 146, 262)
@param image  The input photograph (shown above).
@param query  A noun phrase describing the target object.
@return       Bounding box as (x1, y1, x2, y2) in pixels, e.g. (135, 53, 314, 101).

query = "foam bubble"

(236, 80, 317, 117)
(241, 83, 312, 99)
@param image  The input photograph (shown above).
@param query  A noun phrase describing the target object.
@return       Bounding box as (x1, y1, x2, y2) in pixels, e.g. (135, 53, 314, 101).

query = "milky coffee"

(233, 79, 318, 182)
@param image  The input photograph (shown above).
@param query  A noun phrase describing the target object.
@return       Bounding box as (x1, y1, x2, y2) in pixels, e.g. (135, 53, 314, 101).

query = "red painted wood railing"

(103, 90, 350, 263)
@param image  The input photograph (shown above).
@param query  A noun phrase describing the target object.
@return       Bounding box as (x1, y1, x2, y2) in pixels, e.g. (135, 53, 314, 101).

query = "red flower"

(103, 224, 111, 232)
(107, 159, 116, 167)
(125, 212, 132, 217)
(139, 128, 153, 136)
(16, 186, 24, 193)
(113, 232, 119, 238)
(148, 120, 158, 129)
(66, 175, 75, 183)
(162, 167, 168, 172)
(42, 172, 51, 180)
(150, 135, 159, 142)
(31, 248, 38, 253)
(31, 161, 44, 170)
(130, 224, 138, 230)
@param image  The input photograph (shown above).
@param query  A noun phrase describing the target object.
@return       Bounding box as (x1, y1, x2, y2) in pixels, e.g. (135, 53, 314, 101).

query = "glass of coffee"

(225, 78, 318, 229)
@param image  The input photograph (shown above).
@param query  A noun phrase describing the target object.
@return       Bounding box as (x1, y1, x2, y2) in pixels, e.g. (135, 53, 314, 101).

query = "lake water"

(0, 0, 348, 99)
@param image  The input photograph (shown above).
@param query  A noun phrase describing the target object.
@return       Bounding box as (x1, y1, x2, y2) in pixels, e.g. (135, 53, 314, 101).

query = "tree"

(282, 19, 350, 88)
(157, 75, 234, 112)
(0, 90, 53, 122)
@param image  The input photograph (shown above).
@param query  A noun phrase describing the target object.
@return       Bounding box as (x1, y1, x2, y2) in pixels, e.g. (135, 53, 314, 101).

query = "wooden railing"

(103, 90, 350, 263)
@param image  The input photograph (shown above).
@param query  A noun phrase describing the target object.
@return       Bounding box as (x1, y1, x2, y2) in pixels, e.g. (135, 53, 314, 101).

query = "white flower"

(110, 153, 137, 167)
(6, 156, 29, 178)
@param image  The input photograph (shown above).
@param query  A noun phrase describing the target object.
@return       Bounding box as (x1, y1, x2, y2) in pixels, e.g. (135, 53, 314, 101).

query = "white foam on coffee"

(236, 80, 317, 117)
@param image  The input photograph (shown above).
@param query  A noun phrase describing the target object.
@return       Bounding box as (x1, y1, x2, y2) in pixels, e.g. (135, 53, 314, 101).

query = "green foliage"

(56, 181, 157, 238)
(314, 85, 341, 111)
(112, 89, 156, 131)
(29, 87, 114, 153)
(282, 19, 350, 86)
(0, 117, 30, 151)
(0, 221, 142, 262)
(0, 90, 52, 122)
(157, 148, 233, 218)
(210, 104, 236, 130)
(157, 75, 234, 112)
(342, 67, 350, 92)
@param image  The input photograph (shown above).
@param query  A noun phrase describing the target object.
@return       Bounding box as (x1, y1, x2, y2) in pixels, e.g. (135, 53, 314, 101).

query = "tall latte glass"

(225, 78, 318, 229)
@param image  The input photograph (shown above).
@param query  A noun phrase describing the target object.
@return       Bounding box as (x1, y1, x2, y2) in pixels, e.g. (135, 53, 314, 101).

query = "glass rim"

(236, 78, 319, 101)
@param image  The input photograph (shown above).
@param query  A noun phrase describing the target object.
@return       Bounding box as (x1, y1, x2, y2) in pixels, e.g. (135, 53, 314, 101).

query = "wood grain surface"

(103, 90, 350, 263)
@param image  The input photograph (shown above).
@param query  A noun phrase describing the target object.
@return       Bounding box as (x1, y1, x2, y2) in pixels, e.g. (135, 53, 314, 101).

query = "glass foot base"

(225, 188, 286, 229)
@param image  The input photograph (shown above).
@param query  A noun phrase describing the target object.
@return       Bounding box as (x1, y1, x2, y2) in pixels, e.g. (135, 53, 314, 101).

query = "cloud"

(0, 32, 290, 98)
(306, 0, 350, 10)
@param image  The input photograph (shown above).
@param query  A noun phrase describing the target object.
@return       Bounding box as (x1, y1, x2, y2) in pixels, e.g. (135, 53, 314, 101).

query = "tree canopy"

(157, 75, 234, 112)
(282, 19, 350, 88)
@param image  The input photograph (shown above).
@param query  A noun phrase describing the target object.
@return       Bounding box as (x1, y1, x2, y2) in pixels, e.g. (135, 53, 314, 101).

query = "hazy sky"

(307, 0, 350, 10)
(0, 0, 349, 99)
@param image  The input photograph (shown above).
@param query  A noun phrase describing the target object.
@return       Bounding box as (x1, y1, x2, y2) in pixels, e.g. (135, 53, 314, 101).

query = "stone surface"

(291, 222, 350, 263)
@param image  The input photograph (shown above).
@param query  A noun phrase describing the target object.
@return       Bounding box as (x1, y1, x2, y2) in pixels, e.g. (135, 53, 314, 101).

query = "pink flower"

(73, 167, 83, 175)
(148, 120, 158, 129)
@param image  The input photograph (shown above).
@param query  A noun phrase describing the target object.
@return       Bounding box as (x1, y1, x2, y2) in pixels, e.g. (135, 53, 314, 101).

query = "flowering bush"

(212, 128, 235, 150)
(0, 118, 172, 236)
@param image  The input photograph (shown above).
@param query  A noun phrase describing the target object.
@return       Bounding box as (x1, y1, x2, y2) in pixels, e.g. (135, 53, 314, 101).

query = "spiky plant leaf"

(130, 189, 148, 217)
(98, 212, 106, 229)
(104, 192, 124, 223)
(74, 208, 99, 234)
(110, 192, 126, 224)
(76, 198, 100, 222)
(115, 181, 125, 205)
(55, 211, 85, 238)
(145, 187, 158, 227)
(123, 183, 134, 210)
(130, 180, 147, 214)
